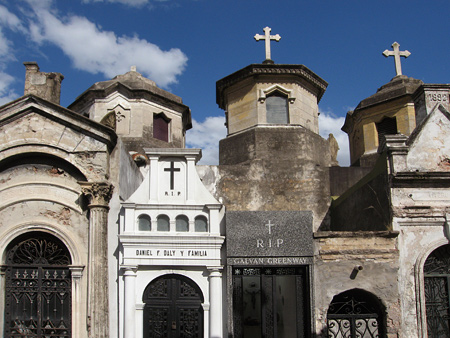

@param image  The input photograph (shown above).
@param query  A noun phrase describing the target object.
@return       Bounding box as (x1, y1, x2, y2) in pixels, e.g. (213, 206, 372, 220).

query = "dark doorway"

(232, 266, 309, 338)
(143, 274, 204, 338)
(4, 232, 72, 338)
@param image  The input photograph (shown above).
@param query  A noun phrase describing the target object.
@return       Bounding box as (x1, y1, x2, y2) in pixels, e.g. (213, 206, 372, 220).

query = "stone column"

(80, 182, 113, 338)
(208, 267, 223, 338)
(123, 267, 137, 338)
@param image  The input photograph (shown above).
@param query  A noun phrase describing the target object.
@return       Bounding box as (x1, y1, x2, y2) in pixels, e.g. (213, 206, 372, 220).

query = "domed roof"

(355, 75, 423, 111)
(74, 67, 183, 105)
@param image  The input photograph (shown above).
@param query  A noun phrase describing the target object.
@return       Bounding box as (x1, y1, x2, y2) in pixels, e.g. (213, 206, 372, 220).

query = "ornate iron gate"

(4, 233, 72, 338)
(327, 289, 384, 338)
(424, 244, 450, 338)
(143, 274, 204, 338)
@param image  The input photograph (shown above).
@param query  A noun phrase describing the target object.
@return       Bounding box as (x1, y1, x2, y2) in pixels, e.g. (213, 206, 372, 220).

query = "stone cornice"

(390, 172, 450, 188)
(216, 63, 328, 109)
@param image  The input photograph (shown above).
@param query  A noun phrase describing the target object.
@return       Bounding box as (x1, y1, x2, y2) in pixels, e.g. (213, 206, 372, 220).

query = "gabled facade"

(0, 91, 121, 338)
(119, 148, 224, 338)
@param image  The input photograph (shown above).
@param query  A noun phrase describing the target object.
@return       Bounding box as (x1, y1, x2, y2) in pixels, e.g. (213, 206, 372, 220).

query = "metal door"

(4, 233, 72, 338)
(143, 274, 203, 338)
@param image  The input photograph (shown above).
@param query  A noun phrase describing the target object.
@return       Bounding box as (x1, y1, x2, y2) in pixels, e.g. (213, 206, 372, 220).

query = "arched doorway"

(327, 289, 386, 338)
(4, 232, 72, 337)
(143, 274, 204, 337)
(424, 244, 450, 337)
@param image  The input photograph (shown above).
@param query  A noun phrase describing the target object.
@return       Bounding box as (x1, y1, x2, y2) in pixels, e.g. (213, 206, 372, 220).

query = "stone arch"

(0, 146, 98, 181)
(0, 223, 83, 267)
(327, 288, 386, 338)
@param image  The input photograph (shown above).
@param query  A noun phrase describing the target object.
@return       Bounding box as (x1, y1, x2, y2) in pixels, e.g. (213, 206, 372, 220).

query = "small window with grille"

(376, 117, 397, 145)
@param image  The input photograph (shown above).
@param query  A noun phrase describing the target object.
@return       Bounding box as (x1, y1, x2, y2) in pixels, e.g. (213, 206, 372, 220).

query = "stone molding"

(216, 63, 328, 109)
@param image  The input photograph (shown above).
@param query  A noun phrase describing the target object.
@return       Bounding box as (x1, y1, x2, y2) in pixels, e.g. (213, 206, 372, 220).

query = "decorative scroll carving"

(80, 182, 113, 206)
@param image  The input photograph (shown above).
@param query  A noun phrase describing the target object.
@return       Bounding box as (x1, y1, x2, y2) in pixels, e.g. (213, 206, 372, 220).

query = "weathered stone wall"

(0, 160, 90, 336)
(330, 157, 391, 231)
(329, 166, 373, 196)
(23, 62, 64, 105)
(314, 232, 400, 338)
(214, 127, 331, 231)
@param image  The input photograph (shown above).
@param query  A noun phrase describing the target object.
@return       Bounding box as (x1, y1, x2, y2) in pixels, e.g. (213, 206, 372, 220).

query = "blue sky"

(0, 0, 449, 165)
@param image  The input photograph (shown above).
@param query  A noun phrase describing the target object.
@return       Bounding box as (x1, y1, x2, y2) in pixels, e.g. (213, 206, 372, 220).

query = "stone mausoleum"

(0, 28, 449, 338)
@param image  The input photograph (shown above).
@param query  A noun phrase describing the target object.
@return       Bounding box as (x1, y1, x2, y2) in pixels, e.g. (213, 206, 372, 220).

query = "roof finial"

(254, 27, 281, 64)
(382, 42, 411, 76)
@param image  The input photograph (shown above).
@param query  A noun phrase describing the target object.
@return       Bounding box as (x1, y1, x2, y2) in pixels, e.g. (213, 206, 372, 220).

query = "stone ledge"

(314, 230, 399, 238)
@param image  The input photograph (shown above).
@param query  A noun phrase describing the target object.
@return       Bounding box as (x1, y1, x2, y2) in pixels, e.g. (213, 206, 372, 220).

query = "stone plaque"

(226, 211, 313, 257)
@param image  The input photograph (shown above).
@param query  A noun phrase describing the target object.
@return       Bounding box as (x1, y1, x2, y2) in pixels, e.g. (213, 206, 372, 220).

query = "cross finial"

(254, 27, 281, 63)
(382, 42, 411, 76)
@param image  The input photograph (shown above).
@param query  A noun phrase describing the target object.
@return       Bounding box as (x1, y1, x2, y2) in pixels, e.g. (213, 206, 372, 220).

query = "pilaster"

(122, 266, 138, 338)
(208, 266, 223, 338)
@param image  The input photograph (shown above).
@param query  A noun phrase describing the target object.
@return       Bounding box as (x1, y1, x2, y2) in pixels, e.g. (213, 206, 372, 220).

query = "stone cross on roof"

(254, 27, 281, 63)
(382, 42, 411, 76)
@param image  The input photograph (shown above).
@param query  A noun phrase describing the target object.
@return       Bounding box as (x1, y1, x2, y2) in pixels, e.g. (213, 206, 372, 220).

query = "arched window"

(157, 214, 170, 231)
(153, 113, 170, 142)
(4, 232, 72, 337)
(327, 289, 385, 338)
(266, 92, 289, 124)
(138, 214, 151, 231)
(176, 215, 189, 232)
(194, 216, 208, 232)
(424, 244, 450, 337)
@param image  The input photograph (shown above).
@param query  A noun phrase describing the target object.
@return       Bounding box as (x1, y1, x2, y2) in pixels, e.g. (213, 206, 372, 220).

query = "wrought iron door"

(143, 274, 204, 338)
(4, 233, 72, 338)
(327, 289, 384, 338)
(424, 244, 450, 337)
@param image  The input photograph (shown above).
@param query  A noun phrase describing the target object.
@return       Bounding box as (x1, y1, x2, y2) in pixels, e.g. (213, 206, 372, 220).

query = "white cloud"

(186, 116, 227, 165)
(0, 6, 24, 103)
(318, 111, 350, 166)
(27, 2, 187, 87)
(0, 72, 18, 105)
(0, 5, 27, 33)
